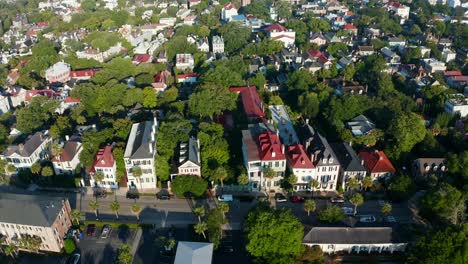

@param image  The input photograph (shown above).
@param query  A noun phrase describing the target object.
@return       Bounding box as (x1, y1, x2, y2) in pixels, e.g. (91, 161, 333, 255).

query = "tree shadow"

(117, 225, 130, 243)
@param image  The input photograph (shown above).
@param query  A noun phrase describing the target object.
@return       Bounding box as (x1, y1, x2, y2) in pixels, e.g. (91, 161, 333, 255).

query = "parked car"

(218, 194, 233, 202)
(275, 193, 287, 203)
(127, 185, 140, 199)
(359, 215, 376, 223)
(290, 195, 304, 203)
(86, 224, 96, 237)
(342, 207, 354, 216)
(100, 225, 112, 239)
(219, 244, 234, 253)
(65, 253, 80, 264)
(93, 189, 107, 198)
(330, 196, 345, 203)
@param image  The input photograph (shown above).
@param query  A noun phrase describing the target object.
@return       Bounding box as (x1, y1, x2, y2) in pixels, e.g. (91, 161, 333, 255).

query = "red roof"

(229, 86, 265, 119)
(69, 68, 100, 78)
(450, 76, 468, 82)
(265, 23, 288, 33)
(272, 34, 295, 40)
(307, 50, 329, 64)
(154, 70, 170, 83)
(343, 23, 357, 30)
(90, 146, 115, 172)
(257, 130, 285, 161)
(359, 150, 396, 174)
(444, 70, 462, 77)
(286, 144, 314, 169)
(36, 21, 49, 27)
(64, 97, 80, 103)
(224, 2, 236, 10)
(25, 89, 61, 102)
(178, 72, 198, 79)
(388, 1, 404, 8)
(133, 54, 151, 63)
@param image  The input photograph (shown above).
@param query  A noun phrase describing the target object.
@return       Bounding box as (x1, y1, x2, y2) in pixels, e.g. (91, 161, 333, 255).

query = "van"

(218, 194, 233, 202)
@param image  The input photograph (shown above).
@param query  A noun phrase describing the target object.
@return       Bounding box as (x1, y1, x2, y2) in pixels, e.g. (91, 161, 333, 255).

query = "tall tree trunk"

(201, 231, 206, 239)
(115, 212, 119, 219)
(95, 210, 98, 218)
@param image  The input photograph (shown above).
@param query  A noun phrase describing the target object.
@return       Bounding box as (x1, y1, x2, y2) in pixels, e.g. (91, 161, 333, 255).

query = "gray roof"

(303, 227, 406, 244)
(346, 115, 376, 136)
(124, 120, 156, 160)
(269, 105, 299, 146)
(2, 131, 49, 157)
(174, 241, 213, 264)
(330, 142, 366, 172)
(0, 193, 66, 226)
(179, 137, 200, 166)
(299, 124, 339, 166)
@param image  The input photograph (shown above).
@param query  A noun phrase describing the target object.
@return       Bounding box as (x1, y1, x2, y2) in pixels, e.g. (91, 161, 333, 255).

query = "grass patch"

(84, 220, 142, 229)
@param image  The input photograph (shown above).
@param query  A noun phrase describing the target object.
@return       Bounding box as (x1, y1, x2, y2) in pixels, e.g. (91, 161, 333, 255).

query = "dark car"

(100, 225, 112, 239)
(86, 224, 96, 237)
(65, 253, 80, 264)
(93, 189, 107, 198)
(219, 245, 234, 253)
(290, 195, 304, 203)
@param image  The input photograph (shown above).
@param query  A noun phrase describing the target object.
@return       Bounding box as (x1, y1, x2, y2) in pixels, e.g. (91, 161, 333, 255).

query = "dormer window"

(323, 158, 328, 164)
(329, 158, 333, 164)
(272, 151, 276, 158)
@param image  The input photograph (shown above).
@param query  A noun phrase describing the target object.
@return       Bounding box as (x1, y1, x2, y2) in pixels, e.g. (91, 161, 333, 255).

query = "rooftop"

(91, 145, 115, 171)
(269, 105, 299, 146)
(2, 131, 49, 158)
(124, 120, 157, 160)
(174, 241, 213, 264)
(229, 86, 265, 120)
(303, 227, 406, 244)
(330, 142, 366, 172)
(0, 193, 67, 226)
(359, 150, 396, 174)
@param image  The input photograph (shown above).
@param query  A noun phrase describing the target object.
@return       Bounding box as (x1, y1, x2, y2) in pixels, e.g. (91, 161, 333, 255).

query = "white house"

(331, 142, 367, 191)
(0, 131, 51, 170)
(212, 35, 224, 54)
(445, 96, 468, 117)
(177, 73, 198, 84)
(387, 2, 410, 24)
(442, 48, 456, 62)
(176, 137, 201, 177)
(52, 136, 82, 175)
(221, 2, 238, 21)
(423, 58, 447, 73)
(286, 144, 316, 191)
(89, 145, 118, 189)
(197, 37, 210, 52)
(0, 95, 11, 114)
(264, 23, 296, 47)
(303, 227, 407, 254)
(175, 53, 195, 71)
(45, 61, 71, 83)
(124, 119, 157, 190)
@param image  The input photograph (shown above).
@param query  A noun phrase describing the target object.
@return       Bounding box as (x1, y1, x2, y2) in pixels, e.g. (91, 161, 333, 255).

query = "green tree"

(89, 200, 99, 218)
(237, 173, 249, 186)
(4, 243, 18, 259)
(308, 179, 320, 196)
(94, 171, 105, 185)
(194, 221, 208, 239)
(109, 201, 121, 219)
(298, 92, 320, 119)
(218, 202, 229, 219)
(41, 166, 54, 177)
(188, 85, 237, 119)
(206, 208, 225, 248)
(263, 167, 276, 192)
(171, 176, 208, 197)
(132, 166, 143, 189)
(348, 192, 364, 215)
(304, 199, 316, 216)
(287, 69, 316, 93)
(244, 207, 304, 260)
(381, 202, 392, 216)
(361, 176, 373, 191)
(318, 205, 345, 223)
(408, 227, 467, 264)
(142, 87, 158, 108)
(420, 183, 465, 225)
(219, 23, 251, 54)
(118, 244, 133, 264)
(64, 238, 76, 254)
(387, 174, 414, 202)
(306, 18, 331, 32)
(346, 177, 359, 192)
(342, 64, 355, 81)
(70, 209, 83, 226)
(16, 97, 59, 134)
(30, 162, 42, 175)
(193, 205, 205, 222)
(387, 113, 426, 158)
(433, 21, 446, 37)
(214, 166, 229, 188)
(131, 203, 142, 220)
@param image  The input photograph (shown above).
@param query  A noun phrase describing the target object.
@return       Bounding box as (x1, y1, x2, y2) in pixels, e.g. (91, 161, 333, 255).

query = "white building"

(124, 119, 157, 190)
(221, 2, 238, 21)
(448, 0, 461, 7)
(0, 131, 51, 170)
(52, 136, 82, 175)
(423, 58, 447, 73)
(264, 23, 296, 47)
(0, 95, 11, 114)
(176, 138, 201, 177)
(286, 144, 316, 191)
(175, 53, 195, 71)
(45, 61, 71, 83)
(331, 142, 367, 191)
(445, 96, 468, 117)
(0, 193, 72, 253)
(197, 38, 210, 52)
(212, 35, 224, 54)
(387, 2, 410, 24)
(442, 48, 456, 62)
(303, 227, 407, 254)
(89, 145, 118, 189)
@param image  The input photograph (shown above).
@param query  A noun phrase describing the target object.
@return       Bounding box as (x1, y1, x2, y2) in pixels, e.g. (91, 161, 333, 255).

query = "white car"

(218, 194, 233, 202)
(342, 207, 354, 216)
(359, 215, 376, 223)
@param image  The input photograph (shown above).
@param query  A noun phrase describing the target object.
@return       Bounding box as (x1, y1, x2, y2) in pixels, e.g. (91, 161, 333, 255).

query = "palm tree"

(308, 179, 320, 197)
(214, 167, 228, 188)
(6, 164, 16, 176)
(109, 201, 121, 219)
(70, 209, 83, 226)
(94, 172, 105, 186)
(131, 203, 142, 220)
(30, 162, 41, 175)
(381, 202, 392, 216)
(237, 173, 249, 186)
(304, 199, 316, 216)
(218, 202, 229, 219)
(194, 221, 208, 239)
(263, 167, 276, 192)
(193, 205, 205, 222)
(346, 178, 359, 192)
(89, 200, 99, 218)
(361, 176, 373, 192)
(41, 166, 54, 177)
(4, 243, 18, 259)
(348, 193, 364, 216)
(51, 143, 63, 161)
(132, 166, 143, 189)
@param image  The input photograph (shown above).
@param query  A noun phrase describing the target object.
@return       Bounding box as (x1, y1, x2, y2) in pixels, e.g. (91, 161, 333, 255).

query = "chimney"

(361, 159, 364, 165)
(149, 143, 153, 154)
(19, 144, 24, 151)
(306, 118, 309, 125)
(310, 153, 315, 163)
(281, 144, 285, 154)
(349, 141, 352, 147)
(65, 135, 70, 141)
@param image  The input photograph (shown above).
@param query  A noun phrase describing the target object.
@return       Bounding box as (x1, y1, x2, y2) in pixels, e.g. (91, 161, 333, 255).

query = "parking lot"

(77, 224, 139, 264)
